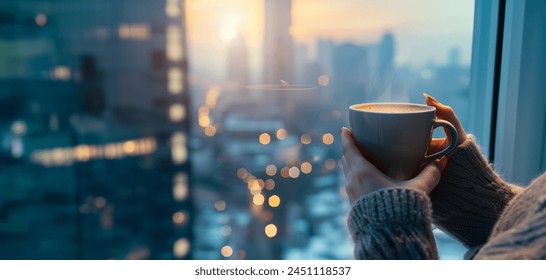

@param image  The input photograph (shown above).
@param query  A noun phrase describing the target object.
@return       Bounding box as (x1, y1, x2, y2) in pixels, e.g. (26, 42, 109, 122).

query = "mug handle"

(424, 119, 459, 160)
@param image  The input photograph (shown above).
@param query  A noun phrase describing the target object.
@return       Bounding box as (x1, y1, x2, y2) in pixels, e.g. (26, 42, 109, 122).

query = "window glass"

(0, 0, 478, 260)
(188, 0, 476, 259)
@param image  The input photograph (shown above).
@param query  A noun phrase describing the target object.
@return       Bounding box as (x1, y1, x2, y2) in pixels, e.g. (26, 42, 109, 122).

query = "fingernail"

(434, 156, 448, 172)
(341, 127, 350, 135)
(423, 93, 439, 104)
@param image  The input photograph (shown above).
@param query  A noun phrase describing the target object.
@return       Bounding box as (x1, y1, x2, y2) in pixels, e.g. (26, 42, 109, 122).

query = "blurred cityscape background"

(0, 0, 475, 259)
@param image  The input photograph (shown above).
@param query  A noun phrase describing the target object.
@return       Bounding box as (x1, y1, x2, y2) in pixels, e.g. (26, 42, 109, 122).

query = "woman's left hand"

(341, 127, 447, 204)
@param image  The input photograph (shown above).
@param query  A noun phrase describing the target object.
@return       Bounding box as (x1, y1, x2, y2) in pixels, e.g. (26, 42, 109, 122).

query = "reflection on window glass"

(188, 0, 474, 259)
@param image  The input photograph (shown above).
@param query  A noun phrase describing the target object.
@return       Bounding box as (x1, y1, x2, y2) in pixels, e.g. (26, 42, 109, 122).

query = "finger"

(431, 138, 447, 148)
(407, 162, 442, 194)
(433, 156, 448, 172)
(428, 138, 448, 155)
(341, 127, 368, 169)
(341, 128, 386, 181)
(423, 93, 466, 144)
(424, 94, 458, 139)
(424, 93, 453, 118)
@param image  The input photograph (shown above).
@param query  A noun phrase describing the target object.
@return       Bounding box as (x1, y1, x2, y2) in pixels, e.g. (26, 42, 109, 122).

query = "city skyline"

(186, 0, 474, 81)
(188, 0, 472, 260)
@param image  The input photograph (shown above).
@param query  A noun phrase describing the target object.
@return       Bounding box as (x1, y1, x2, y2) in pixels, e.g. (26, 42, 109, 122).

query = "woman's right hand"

(424, 94, 467, 155)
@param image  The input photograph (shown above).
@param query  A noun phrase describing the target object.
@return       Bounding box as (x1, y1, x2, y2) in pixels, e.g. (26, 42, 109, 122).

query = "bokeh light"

(259, 133, 271, 145)
(221, 245, 233, 257)
(264, 224, 277, 238)
(268, 195, 281, 207)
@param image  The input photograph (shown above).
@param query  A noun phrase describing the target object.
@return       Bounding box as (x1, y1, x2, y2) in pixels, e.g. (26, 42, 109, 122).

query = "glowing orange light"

(221, 245, 233, 257)
(288, 167, 300, 178)
(167, 26, 183, 62)
(122, 141, 137, 154)
(173, 238, 190, 258)
(248, 179, 261, 195)
(237, 168, 248, 179)
(268, 195, 281, 207)
(264, 224, 277, 238)
(300, 134, 311, 145)
(301, 162, 313, 174)
(265, 164, 277, 176)
(276, 128, 287, 140)
(35, 14, 47, 26)
(253, 194, 265, 205)
(198, 115, 211, 127)
(172, 212, 186, 224)
(198, 107, 209, 115)
(166, 0, 180, 17)
(169, 104, 186, 122)
(168, 67, 183, 94)
(74, 145, 91, 161)
(204, 125, 216, 137)
(280, 167, 290, 178)
(52, 66, 71, 81)
(259, 133, 271, 145)
(264, 179, 275, 190)
(322, 133, 334, 145)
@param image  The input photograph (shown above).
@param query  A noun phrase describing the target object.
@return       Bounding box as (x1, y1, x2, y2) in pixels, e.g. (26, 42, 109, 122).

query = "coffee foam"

(354, 104, 431, 113)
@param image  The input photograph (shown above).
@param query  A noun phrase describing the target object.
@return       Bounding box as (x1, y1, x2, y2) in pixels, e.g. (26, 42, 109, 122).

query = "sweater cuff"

(348, 188, 432, 236)
(430, 135, 521, 248)
(444, 135, 503, 184)
(347, 188, 438, 259)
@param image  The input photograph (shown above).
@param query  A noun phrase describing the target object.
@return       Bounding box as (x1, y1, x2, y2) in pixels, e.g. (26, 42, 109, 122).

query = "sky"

(186, 0, 474, 80)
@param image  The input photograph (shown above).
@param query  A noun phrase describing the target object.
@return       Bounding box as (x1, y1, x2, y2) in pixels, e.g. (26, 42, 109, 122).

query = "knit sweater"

(347, 136, 546, 259)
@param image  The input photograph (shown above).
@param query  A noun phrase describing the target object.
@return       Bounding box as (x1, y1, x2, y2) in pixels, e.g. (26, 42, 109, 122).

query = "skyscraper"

(263, 0, 294, 84)
(0, 0, 192, 259)
(375, 32, 396, 97)
(226, 33, 249, 88)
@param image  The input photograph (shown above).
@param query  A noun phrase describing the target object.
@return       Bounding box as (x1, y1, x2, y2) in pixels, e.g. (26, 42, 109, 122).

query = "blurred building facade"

(263, 0, 294, 84)
(0, 0, 191, 259)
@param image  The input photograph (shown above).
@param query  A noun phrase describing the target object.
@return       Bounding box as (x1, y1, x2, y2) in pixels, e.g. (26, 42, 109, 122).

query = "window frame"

(493, 0, 546, 185)
(468, 0, 501, 159)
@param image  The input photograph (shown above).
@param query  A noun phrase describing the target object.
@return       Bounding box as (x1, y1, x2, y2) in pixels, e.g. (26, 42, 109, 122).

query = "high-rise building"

(332, 43, 370, 109)
(226, 33, 249, 88)
(448, 47, 461, 66)
(263, 0, 294, 84)
(0, 0, 191, 259)
(376, 32, 396, 95)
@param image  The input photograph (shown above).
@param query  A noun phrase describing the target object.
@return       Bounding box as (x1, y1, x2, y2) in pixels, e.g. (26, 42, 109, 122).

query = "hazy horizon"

(187, 0, 474, 81)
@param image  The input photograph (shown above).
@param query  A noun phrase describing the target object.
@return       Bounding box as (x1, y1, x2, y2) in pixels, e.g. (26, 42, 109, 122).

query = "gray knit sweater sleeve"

(347, 188, 438, 259)
(429, 135, 522, 249)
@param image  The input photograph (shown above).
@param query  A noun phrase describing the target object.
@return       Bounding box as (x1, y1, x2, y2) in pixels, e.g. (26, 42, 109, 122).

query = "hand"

(341, 127, 447, 204)
(424, 94, 468, 155)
